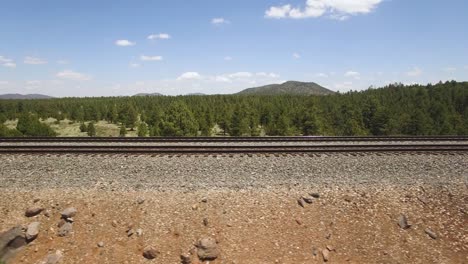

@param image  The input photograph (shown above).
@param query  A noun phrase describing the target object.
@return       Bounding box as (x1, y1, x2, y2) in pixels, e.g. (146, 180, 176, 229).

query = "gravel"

(0, 140, 465, 147)
(0, 153, 466, 191)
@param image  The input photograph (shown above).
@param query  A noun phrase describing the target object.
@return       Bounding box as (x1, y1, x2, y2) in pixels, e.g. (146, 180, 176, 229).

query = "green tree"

(119, 125, 127, 137)
(137, 122, 148, 137)
(79, 122, 87, 133)
(161, 101, 198, 136)
(87, 122, 96, 137)
(16, 113, 57, 137)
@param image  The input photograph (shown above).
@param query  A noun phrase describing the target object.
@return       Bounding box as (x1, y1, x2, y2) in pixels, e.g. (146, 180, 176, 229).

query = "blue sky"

(0, 0, 467, 96)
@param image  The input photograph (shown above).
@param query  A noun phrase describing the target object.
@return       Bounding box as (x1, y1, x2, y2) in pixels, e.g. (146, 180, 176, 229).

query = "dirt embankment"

(0, 153, 467, 263)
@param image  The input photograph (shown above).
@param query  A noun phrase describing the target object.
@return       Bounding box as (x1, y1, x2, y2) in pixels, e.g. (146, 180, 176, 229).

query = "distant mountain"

(237, 81, 335, 96)
(0, 93, 54, 99)
(187, 93, 206, 96)
(133, 92, 164, 97)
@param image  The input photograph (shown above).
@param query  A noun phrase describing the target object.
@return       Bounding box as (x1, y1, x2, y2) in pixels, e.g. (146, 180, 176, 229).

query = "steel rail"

(0, 136, 467, 143)
(1, 144, 467, 154)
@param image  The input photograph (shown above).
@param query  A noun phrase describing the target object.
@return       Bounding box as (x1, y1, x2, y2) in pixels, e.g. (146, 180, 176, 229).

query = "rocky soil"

(0, 153, 467, 263)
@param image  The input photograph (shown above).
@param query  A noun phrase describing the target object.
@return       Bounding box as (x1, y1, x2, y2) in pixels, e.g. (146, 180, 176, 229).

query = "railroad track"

(1, 143, 467, 154)
(0, 136, 467, 143)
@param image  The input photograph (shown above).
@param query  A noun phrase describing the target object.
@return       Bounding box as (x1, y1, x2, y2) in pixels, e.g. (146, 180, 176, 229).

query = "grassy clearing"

(3, 118, 139, 137)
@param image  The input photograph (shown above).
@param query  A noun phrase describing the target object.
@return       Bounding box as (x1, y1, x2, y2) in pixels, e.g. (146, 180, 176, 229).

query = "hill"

(133, 93, 164, 97)
(237, 81, 335, 95)
(0, 93, 54, 99)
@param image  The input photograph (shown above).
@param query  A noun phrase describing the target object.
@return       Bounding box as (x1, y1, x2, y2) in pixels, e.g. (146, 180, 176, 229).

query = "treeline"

(0, 81, 467, 137)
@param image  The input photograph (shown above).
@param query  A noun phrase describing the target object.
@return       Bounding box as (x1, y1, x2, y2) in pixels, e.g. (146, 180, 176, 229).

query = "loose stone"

(143, 246, 160, 259)
(25, 207, 44, 217)
(60, 207, 77, 218)
(425, 228, 438, 239)
(196, 237, 219, 261)
(26, 222, 40, 241)
(398, 215, 411, 229)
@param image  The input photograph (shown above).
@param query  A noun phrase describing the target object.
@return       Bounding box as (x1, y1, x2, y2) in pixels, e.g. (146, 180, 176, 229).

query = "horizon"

(1, 0, 467, 97)
(0, 79, 465, 98)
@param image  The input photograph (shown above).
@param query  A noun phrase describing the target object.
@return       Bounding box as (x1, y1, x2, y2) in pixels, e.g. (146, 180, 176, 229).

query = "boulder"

(196, 238, 219, 261)
(25, 207, 44, 217)
(143, 246, 159, 259)
(60, 208, 77, 218)
(26, 222, 40, 241)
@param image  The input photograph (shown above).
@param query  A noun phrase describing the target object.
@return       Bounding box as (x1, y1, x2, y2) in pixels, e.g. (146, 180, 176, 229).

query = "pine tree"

(137, 122, 148, 137)
(79, 123, 87, 133)
(119, 125, 127, 137)
(87, 122, 96, 137)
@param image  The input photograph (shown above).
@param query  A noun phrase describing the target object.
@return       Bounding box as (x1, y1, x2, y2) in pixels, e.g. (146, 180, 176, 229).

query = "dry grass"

(4, 118, 139, 137)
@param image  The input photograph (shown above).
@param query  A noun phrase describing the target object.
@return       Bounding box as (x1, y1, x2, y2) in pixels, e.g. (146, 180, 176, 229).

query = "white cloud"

(315, 73, 329, 78)
(24, 56, 47, 65)
(344, 71, 361, 79)
(212, 18, 230, 24)
(177, 72, 202, 81)
(115, 39, 136, 47)
(56, 70, 92, 81)
(229, 72, 253, 78)
(129, 63, 140, 68)
(224, 56, 233, 61)
(0, 81, 9, 85)
(0, 56, 16, 68)
(140, 55, 163, 61)
(3, 62, 16, 68)
(57, 60, 69, 65)
(256, 72, 280, 78)
(147, 33, 171, 40)
(215, 76, 232, 83)
(407, 67, 422, 77)
(293, 53, 301, 59)
(265, 0, 382, 20)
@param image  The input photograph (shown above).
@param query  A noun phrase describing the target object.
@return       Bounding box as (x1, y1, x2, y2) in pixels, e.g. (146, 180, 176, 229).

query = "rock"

(26, 222, 40, 241)
(322, 248, 330, 262)
(137, 197, 145, 204)
(201, 198, 208, 203)
(180, 253, 192, 264)
(43, 210, 51, 218)
(111, 220, 118, 227)
(192, 204, 199, 210)
(60, 207, 77, 219)
(310, 193, 320, 198)
(57, 222, 73, 237)
(142, 246, 159, 259)
(196, 237, 219, 261)
(326, 245, 335, 251)
(203, 218, 209, 227)
(297, 198, 305, 208)
(136, 228, 143, 237)
(57, 219, 66, 228)
(302, 196, 314, 204)
(65, 218, 74, 223)
(97, 241, 105, 247)
(344, 195, 352, 203)
(41, 250, 63, 264)
(0, 226, 27, 260)
(425, 228, 438, 239)
(127, 229, 134, 237)
(33, 198, 41, 203)
(312, 247, 318, 256)
(398, 215, 411, 229)
(25, 207, 44, 217)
